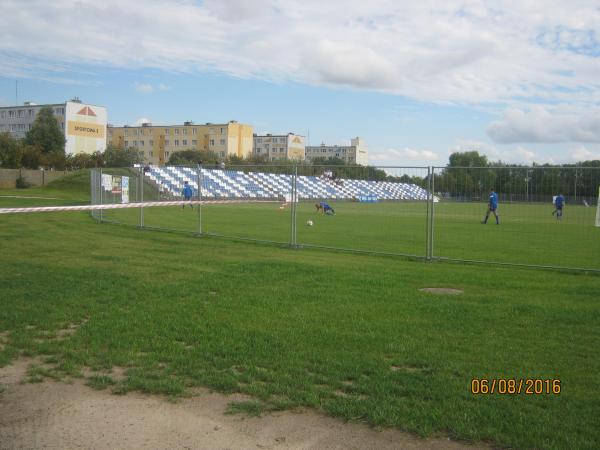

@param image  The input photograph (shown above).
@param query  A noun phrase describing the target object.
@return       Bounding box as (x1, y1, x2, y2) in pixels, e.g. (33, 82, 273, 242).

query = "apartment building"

(0, 98, 107, 155)
(107, 121, 253, 165)
(253, 133, 305, 161)
(304, 137, 368, 165)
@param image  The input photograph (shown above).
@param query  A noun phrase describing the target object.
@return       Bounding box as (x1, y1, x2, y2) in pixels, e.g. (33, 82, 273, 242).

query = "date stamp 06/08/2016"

(470, 378, 561, 395)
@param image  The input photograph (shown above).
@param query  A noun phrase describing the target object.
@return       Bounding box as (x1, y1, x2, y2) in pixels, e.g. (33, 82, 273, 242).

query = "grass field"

(99, 184, 600, 271)
(1, 170, 600, 449)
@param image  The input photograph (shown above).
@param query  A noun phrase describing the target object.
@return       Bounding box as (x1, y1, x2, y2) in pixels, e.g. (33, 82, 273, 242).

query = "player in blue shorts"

(482, 189, 499, 224)
(182, 181, 194, 209)
(315, 202, 335, 215)
(552, 193, 564, 219)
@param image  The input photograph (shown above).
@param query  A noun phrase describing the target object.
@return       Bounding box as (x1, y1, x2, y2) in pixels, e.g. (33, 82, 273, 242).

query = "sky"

(1, 0, 600, 167)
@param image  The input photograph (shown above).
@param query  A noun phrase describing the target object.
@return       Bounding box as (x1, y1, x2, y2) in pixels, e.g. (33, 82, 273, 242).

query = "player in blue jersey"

(315, 202, 335, 215)
(482, 189, 499, 224)
(182, 181, 194, 209)
(552, 193, 565, 219)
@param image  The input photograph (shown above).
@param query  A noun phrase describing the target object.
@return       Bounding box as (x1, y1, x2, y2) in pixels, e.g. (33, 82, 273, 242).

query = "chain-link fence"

(91, 165, 600, 271)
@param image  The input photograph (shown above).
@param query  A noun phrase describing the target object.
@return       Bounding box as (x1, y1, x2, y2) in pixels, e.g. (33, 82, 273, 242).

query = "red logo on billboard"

(77, 106, 97, 117)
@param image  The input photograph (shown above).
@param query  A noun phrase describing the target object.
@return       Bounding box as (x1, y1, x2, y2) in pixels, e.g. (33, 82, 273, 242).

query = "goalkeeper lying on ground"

(315, 202, 335, 215)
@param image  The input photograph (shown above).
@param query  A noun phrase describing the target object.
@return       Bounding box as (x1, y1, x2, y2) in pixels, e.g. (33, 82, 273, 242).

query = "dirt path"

(0, 359, 486, 450)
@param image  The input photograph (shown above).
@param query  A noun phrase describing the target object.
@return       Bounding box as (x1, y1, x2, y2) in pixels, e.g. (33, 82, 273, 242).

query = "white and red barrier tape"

(0, 200, 278, 214)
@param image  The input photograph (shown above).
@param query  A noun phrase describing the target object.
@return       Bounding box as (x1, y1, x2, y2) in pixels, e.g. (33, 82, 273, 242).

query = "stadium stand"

(145, 166, 430, 201)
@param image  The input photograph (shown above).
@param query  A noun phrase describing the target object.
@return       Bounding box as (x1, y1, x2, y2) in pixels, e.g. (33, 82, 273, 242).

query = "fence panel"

(139, 165, 201, 233)
(198, 164, 295, 244)
(295, 165, 430, 257)
(432, 166, 600, 270)
(91, 167, 142, 227)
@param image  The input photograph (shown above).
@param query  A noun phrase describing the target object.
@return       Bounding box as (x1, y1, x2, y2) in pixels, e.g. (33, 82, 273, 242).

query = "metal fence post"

(99, 168, 103, 222)
(290, 165, 297, 247)
(90, 169, 94, 220)
(425, 166, 431, 259)
(427, 166, 435, 260)
(197, 164, 202, 235)
(139, 166, 144, 228)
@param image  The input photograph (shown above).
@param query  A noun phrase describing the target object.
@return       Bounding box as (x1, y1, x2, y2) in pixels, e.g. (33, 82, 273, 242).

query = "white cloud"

(487, 106, 600, 143)
(567, 145, 600, 161)
(134, 82, 155, 93)
(1, 0, 600, 107)
(158, 83, 171, 91)
(451, 139, 543, 164)
(370, 147, 441, 166)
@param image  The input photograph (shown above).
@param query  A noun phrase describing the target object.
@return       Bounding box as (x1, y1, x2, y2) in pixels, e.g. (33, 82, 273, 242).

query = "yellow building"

(253, 133, 305, 161)
(107, 121, 254, 165)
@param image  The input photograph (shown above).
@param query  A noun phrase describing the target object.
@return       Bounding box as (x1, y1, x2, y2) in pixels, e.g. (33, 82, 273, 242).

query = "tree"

(103, 145, 143, 167)
(20, 145, 44, 169)
(448, 151, 488, 168)
(167, 149, 217, 166)
(0, 132, 22, 168)
(24, 106, 65, 155)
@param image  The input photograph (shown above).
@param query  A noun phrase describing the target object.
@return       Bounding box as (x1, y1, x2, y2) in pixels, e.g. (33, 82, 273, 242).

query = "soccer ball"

(306, 220, 314, 226)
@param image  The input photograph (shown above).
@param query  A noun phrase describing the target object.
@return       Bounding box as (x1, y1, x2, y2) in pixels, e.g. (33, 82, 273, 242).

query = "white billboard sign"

(65, 101, 107, 155)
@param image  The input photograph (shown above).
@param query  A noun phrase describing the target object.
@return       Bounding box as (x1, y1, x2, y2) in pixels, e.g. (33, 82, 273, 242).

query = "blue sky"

(1, 0, 600, 166)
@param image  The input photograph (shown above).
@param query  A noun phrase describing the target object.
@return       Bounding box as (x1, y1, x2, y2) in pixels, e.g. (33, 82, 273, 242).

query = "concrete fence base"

(0, 169, 69, 188)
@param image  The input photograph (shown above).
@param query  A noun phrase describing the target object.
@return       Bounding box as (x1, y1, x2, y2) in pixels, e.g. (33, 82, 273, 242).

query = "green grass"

(103, 198, 600, 270)
(1, 173, 600, 449)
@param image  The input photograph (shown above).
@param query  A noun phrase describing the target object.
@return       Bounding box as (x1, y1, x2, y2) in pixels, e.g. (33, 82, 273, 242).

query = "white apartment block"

(305, 137, 368, 165)
(253, 133, 305, 161)
(0, 97, 107, 155)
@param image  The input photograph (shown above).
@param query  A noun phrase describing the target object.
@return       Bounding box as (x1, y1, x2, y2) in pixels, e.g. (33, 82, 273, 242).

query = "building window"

(220, 151, 225, 157)
(18, 110, 24, 118)
(150, 151, 153, 157)
(192, 128, 197, 135)
(140, 140, 145, 146)
(9, 110, 15, 118)
(175, 140, 179, 146)
(220, 127, 224, 134)
(124, 140, 129, 146)
(165, 128, 169, 134)
(133, 140, 138, 147)
(28, 109, 34, 117)
(257, 138, 262, 143)
(165, 151, 169, 157)
(0, 111, 5, 119)
(220, 139, 225, 145)
(149, 140, 154, 146)
(183, 129, 188, 135)
(124, 130, 129, 136)
(192, 140, 197, 146)
(256, 149, 261, 153)
(280, 148, 284, 153)
(175, 129, 179, 135)
(165, 139, 170, 146)
(134, 130, 138, 135)
(182, 139, 187, 146)
(210, 139, 215, 146)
